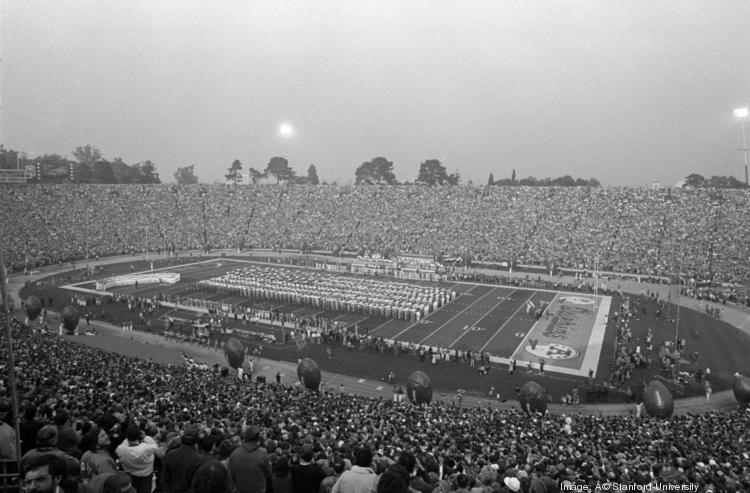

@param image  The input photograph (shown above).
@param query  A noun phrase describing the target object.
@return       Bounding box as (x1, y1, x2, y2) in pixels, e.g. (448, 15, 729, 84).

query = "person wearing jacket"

(227, 426, 273, 493)
(332, 447, 376, 493)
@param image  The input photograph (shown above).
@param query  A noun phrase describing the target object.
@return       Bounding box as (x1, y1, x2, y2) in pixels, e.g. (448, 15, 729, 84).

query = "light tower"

(734, 107, 749, 187)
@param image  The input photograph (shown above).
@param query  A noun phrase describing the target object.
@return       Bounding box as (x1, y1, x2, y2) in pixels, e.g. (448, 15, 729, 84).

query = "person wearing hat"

(227, 425, 273, 493)
(22, 425, 80, 479)
(0, 400, 16, 461)
(162, 424, 210, 493)
(115, 425, 159, 493)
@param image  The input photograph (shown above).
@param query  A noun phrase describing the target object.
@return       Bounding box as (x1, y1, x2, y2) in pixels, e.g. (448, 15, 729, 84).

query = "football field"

(63, 258, 612, 378)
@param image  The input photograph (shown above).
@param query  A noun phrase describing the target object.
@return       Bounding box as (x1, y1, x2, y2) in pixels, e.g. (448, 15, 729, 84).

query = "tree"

(518, 176, 538, 186)
(247, 167, 263, 185)
(307, 164, 320, 185)
(136, 161, 160, 183)
(225, 159, 243, 185)
(446, 171, 460, 186)
(72, 145, 102, 166)
(110, 157, 138, 183)
(265, 157, 296, 183)
(355, 157, 398, 185)
(708, 175, 746, 189)
(511, 169, 517, 183)
(487, 173, 494, 186)
(683, 173, 706, 188)
(90, 161, 116, 183)
(552, 175, 576, 186)
(416, 159, 448, 186)
(174, 165, 200, 184)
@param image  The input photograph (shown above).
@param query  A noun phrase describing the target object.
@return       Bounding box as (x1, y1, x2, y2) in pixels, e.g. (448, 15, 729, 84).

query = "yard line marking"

(448, 289, 518, 348)
(376, 385, 383, 391)
(478, 291, 541, 353)
(417, 287, 499, 345)
(343, 317, 369, 329)
(391, 285, 479, 340)
(367, 319, 396, 335)
(358, 378, 365, 383)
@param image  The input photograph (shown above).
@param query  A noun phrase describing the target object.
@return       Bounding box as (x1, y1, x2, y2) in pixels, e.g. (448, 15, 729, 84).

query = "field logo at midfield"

(559, 296, 594, 305)
(525, 342, 580, 360)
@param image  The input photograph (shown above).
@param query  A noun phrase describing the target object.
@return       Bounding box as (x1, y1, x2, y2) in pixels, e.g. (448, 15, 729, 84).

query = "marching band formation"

(198, 265, 457, 321)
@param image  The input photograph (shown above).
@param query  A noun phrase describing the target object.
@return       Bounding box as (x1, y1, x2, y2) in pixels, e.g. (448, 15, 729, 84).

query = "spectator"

(20, 404, 43, 456)
(271, 456, 293, 493)
(22, 453, 69, 493)
(115, 424, 159, 493)
(321, 455, 346, 493)
(54, 409, 81, 459)
(331, 447, 375, 493)
(22, 425, 80, 479)
(80, 426, 116, 482)
(0, 400, 17, 461)
(290, 444, 328, 493)
(227, 425, 273, 493)
(191, 460, 233, 493)
(162, 424, 206, 493)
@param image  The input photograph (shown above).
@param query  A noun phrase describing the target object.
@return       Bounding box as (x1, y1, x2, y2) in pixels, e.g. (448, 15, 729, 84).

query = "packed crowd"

(1, 315, 749, 493)
(198, 266, 456, 321)
(3, 184, 749, 283)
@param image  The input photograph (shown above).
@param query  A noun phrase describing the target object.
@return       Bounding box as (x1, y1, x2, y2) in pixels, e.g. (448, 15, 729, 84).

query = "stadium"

(1, 182, 749, 493)
(2, 2, 750, 492)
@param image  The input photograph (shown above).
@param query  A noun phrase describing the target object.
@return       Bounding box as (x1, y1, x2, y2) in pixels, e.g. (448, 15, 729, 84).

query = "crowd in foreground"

(1, 315, 748, 493)
(3, 184, 749, 283)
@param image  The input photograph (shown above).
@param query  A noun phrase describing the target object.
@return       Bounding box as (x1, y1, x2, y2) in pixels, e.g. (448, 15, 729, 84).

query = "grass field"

(19, 255, 750, 402)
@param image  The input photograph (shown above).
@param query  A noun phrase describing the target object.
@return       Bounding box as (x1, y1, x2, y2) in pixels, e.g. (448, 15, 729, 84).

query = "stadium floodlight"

(735, 107, 749, 187)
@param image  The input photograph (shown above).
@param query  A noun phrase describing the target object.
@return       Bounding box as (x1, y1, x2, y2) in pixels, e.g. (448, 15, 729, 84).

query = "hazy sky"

(2, 0, 749, 185)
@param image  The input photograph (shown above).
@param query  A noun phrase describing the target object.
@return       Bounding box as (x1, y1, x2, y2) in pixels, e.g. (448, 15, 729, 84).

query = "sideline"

(7, 250, 745, 415)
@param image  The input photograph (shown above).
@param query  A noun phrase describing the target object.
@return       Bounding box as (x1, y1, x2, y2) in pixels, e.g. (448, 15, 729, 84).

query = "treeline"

(487, 170, 600, 187)
(0, 146, 160, 184)
(682, 173, 747, 189)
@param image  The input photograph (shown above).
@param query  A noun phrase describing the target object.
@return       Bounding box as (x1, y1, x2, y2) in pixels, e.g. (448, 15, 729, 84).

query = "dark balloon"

(733, 374, 750, 407)
(25, 296, 42, 321)
(61, 305, 79, 335)
(643, 380, 674, 418)
(519, 381, 548, 415)
(406, 371, 433, 404)
(224, 338, 246, 370)
(297, 358, 321, 390)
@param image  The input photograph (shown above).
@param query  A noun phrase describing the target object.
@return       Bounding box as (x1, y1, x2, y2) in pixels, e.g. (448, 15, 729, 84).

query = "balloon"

(224, 338, 246, 370)
(733, 374, 750, 407)
(61, 305, 79, 335)
(25, 296, 42, 321)
(643, 380, 674, 418)
(406, 371, 433, 404)
(519, 381, 548, 415)
(297, 358, 321, 390)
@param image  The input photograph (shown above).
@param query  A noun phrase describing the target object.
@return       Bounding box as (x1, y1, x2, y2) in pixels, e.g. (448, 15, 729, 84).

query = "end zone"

(510, 293, 611, 377)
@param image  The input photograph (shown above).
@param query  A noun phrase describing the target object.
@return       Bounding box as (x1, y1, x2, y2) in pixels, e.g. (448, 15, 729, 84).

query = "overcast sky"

(2, 0, 749, 185)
